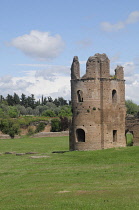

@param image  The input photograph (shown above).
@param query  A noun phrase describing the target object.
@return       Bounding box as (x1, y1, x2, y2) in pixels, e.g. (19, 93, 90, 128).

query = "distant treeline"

(0, 93, 72, 118)
(0, 93, 70, 108)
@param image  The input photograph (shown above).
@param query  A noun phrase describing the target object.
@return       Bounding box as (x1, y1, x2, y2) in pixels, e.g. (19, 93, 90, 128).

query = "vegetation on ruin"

(0, 136, 139, 209)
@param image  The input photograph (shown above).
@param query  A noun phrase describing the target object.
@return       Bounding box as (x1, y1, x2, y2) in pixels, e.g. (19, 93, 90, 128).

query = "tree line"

(0, 93, 70, 108)
(0, 93, 72, 118)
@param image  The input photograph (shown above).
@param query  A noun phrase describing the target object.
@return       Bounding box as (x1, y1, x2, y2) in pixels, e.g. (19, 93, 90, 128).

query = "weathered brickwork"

(69, 53, 126, 151)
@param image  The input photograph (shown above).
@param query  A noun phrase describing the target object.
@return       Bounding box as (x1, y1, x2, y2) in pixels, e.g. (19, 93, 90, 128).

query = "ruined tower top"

(71, 53, 124, 80)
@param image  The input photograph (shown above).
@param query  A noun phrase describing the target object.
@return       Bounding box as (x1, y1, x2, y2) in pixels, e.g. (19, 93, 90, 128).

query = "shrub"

(58, 105, 72, 117)
(51, 119, 61, 132)
(60, 117, 70, 131)
(0, 119, 20, 138)
(27, 127, 35, 136)
(8, 106, 19, 118)
(35, 122, 45, 133)
(42, 110, 56, 117)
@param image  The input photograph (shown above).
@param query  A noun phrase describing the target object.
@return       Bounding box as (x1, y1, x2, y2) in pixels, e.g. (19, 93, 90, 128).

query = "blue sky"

(1, 0, 139, 103)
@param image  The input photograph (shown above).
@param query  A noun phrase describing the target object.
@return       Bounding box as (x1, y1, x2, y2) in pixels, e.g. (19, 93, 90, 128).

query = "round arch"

(76, 128, 85, 142)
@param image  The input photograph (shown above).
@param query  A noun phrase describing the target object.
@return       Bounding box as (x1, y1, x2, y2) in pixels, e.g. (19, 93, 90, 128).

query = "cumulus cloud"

(123, 62, 135, 77)
(0, 75, 33, 97)
(35, 70, 57, 81)
(101, 11, 139, 32)
(0, 63, 71, 100)
(10, 30, 65, 61)
(122, 61, 139, 103)
(125, 78, 139, 103)
(126, 11, 139, 24)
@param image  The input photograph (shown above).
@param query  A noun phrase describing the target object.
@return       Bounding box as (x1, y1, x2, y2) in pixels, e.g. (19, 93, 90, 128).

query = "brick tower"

(69, 53, 126, 150)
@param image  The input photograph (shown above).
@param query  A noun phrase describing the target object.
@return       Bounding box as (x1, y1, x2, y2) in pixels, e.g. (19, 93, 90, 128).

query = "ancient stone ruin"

(69, 53, 126, 150)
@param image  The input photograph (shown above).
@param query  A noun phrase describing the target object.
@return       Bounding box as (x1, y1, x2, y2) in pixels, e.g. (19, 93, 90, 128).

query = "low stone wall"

(0, 131, 69, 139)
(32, 131, 69, 138)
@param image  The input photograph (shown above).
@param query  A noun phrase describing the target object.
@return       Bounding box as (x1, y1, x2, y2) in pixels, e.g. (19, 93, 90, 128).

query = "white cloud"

(101, 21, 125, 32)
(126, 11, 139, 24)
(125, 78, 139, 103)
(0, 75, 33, 97)
(101, 11, 139, 32)
(122, 61, 139, 103)
(0, 64, 71, 100)
(123, 62, 135, 77)
(10, 30, 65, 61)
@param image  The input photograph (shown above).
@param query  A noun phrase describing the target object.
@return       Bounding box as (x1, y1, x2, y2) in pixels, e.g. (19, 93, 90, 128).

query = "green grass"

(0, 136, 139, 209)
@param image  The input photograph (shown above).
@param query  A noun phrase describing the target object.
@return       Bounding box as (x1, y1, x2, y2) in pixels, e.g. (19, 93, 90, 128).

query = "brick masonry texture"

(69, 53, 126, 151)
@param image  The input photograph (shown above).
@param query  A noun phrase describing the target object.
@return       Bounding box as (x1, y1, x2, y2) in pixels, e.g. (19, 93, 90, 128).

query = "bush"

(51, 119, 61, 132)
(8, 106, 19, 118)
(58, 105, 72, 117)
(35, 122, 45, 133)
(42, 110, 56, 117)
(0, 119, 20, 138)
(27, 127, 35, 136)
(60, 117, 70, 131)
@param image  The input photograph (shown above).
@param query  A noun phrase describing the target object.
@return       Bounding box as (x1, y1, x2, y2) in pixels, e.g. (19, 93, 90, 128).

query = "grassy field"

(0, 136, 139, 209)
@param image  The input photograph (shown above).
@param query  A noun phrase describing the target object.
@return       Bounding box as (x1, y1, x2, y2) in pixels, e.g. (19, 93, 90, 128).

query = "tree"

(6, 94, 14, 106)
(20, 94, 27, 107)
(16, 105, 27, 116)
(60, 116, 70, 131)
(58, 105, 72, 117)
(8, 106, 19, 118)
(13, 93, 20, 105)
(53, 97, 68, 106)
(26, 107, 33, 115)
(0, 108, 5, 118)
(51, 119, 61, 132)
(0, 119, 20, 138)
(42, 110, 56, 117)
(47, 96, 53, 103)
(125, 100, 139, 115)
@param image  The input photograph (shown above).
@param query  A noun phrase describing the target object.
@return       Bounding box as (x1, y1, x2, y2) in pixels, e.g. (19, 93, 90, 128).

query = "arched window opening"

(77, 90, 83, 102)
(76, 129, 85, 142)
(112, 89, 117, 104)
